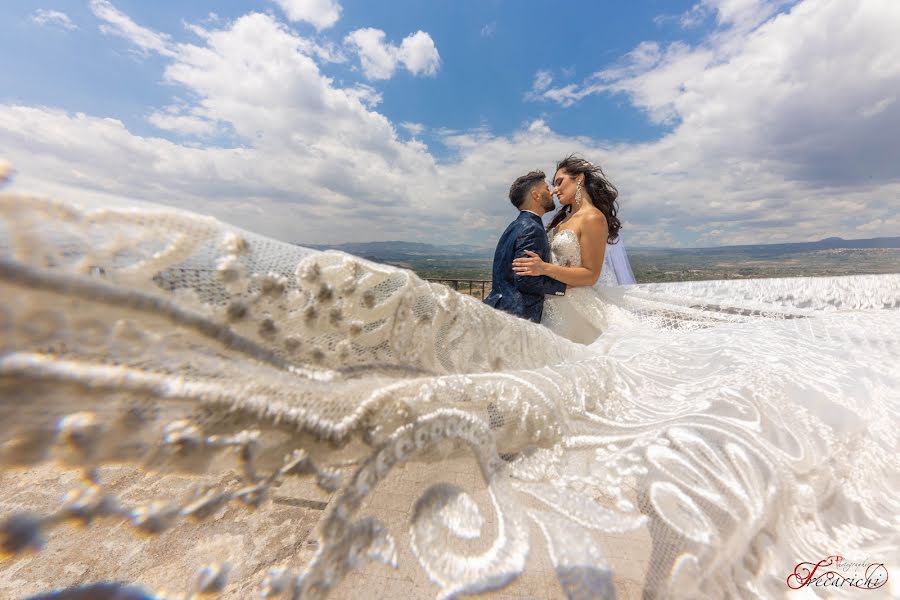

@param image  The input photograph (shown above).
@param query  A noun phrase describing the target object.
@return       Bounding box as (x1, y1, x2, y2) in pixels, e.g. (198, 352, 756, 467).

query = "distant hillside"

(634, 236, 900, 256)
(305, 240, 493, 260)
(298, 235, 899, 283)
(305, 236, 900, 261)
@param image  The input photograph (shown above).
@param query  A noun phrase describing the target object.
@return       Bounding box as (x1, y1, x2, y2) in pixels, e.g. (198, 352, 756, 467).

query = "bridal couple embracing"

(485, 154, 635, 344)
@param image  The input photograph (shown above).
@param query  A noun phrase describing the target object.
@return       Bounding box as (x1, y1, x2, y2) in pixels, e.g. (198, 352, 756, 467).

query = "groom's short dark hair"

(509, 170, 546, 208)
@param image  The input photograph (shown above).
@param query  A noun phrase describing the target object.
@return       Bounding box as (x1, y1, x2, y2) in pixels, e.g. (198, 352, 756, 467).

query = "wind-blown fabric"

(1, 195, 898, 599)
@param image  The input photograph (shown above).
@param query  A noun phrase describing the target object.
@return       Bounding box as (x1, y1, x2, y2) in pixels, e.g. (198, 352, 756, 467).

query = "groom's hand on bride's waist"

(512, 250, 548, 276)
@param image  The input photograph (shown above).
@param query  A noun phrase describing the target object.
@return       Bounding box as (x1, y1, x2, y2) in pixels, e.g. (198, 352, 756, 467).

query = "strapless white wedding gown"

(541, 228, 626, 344)
(2, 195, 898, 600)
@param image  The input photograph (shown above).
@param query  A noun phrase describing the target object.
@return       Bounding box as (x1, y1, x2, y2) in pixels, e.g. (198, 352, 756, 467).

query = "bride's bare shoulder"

(574, 208, 607, 233)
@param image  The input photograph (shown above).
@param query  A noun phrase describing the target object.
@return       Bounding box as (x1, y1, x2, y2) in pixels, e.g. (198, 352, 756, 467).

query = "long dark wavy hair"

(547, 154, 622, 243)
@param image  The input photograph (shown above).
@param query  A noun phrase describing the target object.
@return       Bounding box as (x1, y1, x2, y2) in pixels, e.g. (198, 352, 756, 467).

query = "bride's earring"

(575, 182, 583, 210)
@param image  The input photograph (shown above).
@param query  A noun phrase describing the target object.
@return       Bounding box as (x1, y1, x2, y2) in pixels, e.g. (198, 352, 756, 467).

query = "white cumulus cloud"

(343, 28, 397, 80)
(397, 31, 441, 76)
(271, 0, 342, 30)
(345, 28, 440, 80)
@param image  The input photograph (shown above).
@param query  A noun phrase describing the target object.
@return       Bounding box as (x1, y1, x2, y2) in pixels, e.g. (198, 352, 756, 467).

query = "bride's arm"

(512, 212, 607, 287)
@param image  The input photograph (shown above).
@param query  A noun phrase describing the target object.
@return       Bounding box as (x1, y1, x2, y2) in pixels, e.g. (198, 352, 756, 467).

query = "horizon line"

(304, 234, 900, 252)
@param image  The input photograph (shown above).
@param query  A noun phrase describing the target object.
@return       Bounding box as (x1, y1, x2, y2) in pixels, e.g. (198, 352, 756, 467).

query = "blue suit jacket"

(483, 211, 566, 322)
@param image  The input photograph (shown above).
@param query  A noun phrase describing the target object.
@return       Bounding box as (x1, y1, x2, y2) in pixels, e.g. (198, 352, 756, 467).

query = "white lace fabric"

(1, 195, 899, 599)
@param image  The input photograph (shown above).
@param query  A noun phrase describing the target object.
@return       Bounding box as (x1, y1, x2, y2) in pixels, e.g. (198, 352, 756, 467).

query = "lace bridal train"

(1, 195, 899, 599)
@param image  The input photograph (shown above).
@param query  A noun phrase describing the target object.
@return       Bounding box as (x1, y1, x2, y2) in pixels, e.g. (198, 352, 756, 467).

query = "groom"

(484, 170, 566, 322)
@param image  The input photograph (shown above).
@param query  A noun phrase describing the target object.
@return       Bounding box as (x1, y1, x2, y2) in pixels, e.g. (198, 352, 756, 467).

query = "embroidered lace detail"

(550, 228, 584, 269)
(1, 195, 899, 599)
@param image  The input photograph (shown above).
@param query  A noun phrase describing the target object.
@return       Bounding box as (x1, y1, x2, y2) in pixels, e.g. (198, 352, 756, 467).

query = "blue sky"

(1, 1, 683, 145)
(2, 0, 899, 247)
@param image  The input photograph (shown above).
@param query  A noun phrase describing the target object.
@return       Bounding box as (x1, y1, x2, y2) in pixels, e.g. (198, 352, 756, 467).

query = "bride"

(512, 155, 629, 344)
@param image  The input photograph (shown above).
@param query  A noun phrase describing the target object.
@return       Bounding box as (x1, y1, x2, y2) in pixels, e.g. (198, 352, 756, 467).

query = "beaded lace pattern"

(1, 195, 898, 599)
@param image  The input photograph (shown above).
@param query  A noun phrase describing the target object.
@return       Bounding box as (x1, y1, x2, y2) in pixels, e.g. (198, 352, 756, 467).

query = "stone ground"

(1, 457, 649, 599)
